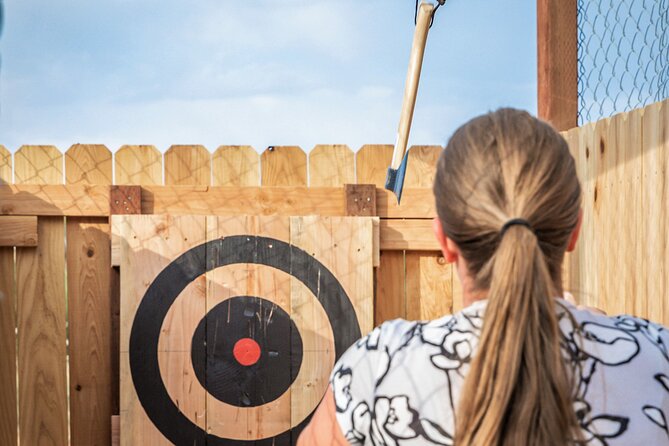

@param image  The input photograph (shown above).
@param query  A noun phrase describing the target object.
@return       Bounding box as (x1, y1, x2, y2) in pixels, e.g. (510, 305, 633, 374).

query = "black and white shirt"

(330, 298, 669, 445)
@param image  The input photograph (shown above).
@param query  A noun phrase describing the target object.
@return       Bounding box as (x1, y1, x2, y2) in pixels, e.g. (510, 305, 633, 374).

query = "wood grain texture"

(66, 144, 113, 185)
(0, 242, 17, 445)
(0, 145, 11, 184)
(212, 146, 260, 186)
(405, 145, 441, 188)
(641, 102, 667, 324)
(14, 145, 63, 184)
(0, 184, 110, 216)
(119, 215, 207, 445)
(0, 216, 38, 247)
(308, 145, 354, 187)
(115, 145, 162, 185)
(290, 216, 373, 438)
(404, 145, 451, 320)
(355, 145, 393, 187)
(261, 146, 307, 186)
(357, 144, 404, 324)
(379, 220, 439, 250)
(66, 143, 113, 446)
(537, 0, 578, 131)
(164, 145, 211, 186)
(15, 145, 68, 446)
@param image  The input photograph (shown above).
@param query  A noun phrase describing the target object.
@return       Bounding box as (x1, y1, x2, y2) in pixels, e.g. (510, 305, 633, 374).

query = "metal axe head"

(384, 152, 410, 204)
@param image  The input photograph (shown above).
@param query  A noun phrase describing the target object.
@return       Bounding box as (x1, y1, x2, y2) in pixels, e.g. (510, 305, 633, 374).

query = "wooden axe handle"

(391, 2, 434, 169)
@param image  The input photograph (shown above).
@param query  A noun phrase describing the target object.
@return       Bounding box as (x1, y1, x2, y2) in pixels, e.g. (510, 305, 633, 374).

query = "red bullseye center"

(233, 338, 261, 366)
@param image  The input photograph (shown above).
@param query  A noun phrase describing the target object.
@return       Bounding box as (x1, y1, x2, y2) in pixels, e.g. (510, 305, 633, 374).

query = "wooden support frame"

(537, 0, 578, 131)
(0, 185, 436, 219)
(0, 216, 38, 247)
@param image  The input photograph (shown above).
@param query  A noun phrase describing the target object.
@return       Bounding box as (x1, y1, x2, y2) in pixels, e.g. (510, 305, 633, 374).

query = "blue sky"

(0, 0, 536, 153)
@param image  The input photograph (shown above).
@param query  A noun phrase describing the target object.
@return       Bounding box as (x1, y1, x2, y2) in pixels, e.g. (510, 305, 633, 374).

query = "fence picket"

(15, 145, 68, 446)
(0, 145, 17, 445)
(261, 146, 307, 186)
(212, 146, 259, 186)
(164, 145, 211, 186)
(308, 145, 354, 186)
(115, 145, 162, 185)
(66, 144, 113, 446)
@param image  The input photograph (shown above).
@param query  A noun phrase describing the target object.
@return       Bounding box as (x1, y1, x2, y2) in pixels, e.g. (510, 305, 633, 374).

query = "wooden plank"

(405, 145, 441, 187)
(357, 144, 404, 324)
(380, 219, 438, 250)
(404, 145, 451, 320)
(562, 127, 583, 297)
(66, 143, 113, 446)
(355, 145, 393, 187)
(66, 144, 113, 185)
(119, 215, 207, 445)
(0, 184, 436, 219)
(290, 216, 373, 441)
(110, 186, 142, 215)
(344, 184, 376, 217)
(0, 216, 38, 247)
(591, 118, 610, 313)
(164, 145, 211, 186)
(111, 415, 120, 446)
(15, 146, 68, 446)
(0, 239, 17, 446)
(308, 145, 354, 186)
(642, 102, 667, 324)
(212, 145, 259, 186)
(115, 145, 162, 185)
(14, 145, 63, 184)
(537, 0, 578, 131)
(577, 122, 599, 309)
(261, 146, 307, 186)
(0, 145, 11, 184)
(0, 184, 110, 216)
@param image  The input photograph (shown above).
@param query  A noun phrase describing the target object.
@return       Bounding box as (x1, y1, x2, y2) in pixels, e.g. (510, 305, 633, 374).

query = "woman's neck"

(456, 257, 565, 308)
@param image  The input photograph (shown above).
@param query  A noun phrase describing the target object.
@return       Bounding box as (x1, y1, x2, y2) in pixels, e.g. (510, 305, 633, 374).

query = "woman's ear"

(566, 209, 583, 252)
(433, 217, 459, 263)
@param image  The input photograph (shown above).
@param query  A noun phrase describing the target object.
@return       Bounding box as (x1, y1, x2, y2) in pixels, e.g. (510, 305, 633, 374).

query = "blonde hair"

(433, 109, 583, 445)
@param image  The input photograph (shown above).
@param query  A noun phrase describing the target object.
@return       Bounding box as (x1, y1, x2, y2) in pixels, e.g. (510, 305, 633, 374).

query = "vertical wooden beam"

(537, 0, 578, 131)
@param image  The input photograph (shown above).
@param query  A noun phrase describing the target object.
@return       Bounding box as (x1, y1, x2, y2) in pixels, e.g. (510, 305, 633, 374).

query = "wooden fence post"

(537, 0, 578, 131)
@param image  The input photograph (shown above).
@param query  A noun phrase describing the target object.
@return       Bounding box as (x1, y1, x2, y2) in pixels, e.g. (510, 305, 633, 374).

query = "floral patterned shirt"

(330, 299, 669, 445)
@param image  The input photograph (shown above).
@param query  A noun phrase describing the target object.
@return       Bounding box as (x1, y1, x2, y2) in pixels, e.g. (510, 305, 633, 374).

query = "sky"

(0, 0, 537, 153)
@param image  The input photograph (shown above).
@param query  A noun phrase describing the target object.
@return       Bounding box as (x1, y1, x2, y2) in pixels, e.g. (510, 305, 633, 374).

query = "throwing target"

(129, 235, 362, 445)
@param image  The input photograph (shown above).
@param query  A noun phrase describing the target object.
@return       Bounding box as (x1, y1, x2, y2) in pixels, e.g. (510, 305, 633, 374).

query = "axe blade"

(384, 152, 410, 204)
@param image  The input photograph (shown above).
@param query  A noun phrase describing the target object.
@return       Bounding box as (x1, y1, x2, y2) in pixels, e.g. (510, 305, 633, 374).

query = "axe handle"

(391, 2, 434, 169)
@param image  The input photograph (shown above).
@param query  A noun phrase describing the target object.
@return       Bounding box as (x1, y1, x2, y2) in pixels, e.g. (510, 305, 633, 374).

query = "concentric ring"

(129, 235, 361, 444)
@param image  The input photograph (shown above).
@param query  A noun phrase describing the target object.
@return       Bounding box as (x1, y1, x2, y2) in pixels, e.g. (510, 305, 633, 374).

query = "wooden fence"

(0, 142, 453, 446)
(0, 97, 667, 445)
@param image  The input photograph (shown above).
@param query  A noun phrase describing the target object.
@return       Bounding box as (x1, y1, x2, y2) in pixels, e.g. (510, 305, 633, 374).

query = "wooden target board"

(117, 215, 374, 445)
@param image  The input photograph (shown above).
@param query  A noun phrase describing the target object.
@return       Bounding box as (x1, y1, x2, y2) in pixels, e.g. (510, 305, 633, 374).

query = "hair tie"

(500, 218, 534, 237)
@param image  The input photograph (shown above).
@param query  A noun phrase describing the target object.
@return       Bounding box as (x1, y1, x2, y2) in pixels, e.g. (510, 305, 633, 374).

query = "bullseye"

(233, 338, 261, 366)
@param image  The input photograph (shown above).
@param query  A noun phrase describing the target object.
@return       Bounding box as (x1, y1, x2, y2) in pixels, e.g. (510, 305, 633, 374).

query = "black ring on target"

(129, 236, 361, 445)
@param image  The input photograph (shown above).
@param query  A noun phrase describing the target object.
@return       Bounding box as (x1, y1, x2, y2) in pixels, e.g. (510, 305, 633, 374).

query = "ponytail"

(455, 226, 580, 445)
(433, 109, 584, 445)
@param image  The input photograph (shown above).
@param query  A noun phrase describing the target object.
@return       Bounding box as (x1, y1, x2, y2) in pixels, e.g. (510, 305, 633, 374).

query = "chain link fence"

(577, 0, 669, 124)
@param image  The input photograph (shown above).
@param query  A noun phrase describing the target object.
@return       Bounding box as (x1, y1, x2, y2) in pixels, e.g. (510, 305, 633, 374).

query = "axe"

(385, 1, 436, 203)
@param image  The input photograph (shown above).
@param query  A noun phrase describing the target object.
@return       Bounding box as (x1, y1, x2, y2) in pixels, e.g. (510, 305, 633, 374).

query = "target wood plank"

(115, 145, 162, 185)
(0, 216, 38, 247)
(14, 145, 68, 446)
(0, 145, 11, 183)
(642, 102, 667, 324)
(164, 145, 211, 186)
(119, 215, 207, 445)
(0, 239, 17, 445)
(290, 216, 374, 442)
(261, 146, 307, 186)
(66, 143, 114, 446)
(212, 145, 260, 186)
(308, 145, 355, 187)
(357, 144, 405, 324)
(404, 146, 452, 320)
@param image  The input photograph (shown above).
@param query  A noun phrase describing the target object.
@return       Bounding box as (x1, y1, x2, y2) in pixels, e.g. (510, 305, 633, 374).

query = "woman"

(299, 108, 669, 445)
